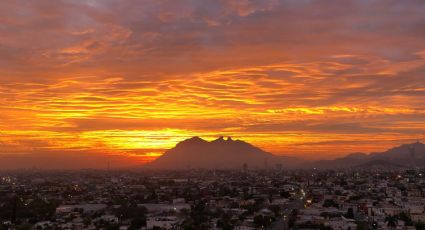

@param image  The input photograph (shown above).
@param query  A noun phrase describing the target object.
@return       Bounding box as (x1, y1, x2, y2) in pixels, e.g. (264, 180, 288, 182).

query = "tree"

(129, 217, 147, 230)
(370, 221, 379, 230)
(355, 221, 369, 230)
(319, 224, 333, 230)
(323, 199, 338, 208)
(398, 212, 412, 226)
(83, 217, 91, 227)
(254, 215, 274, 229)
(0, 197, 59, 224)
(385, 215, 398, 229)
(105, 223, 120, 230)
(181, 218, 195, 230)
(216, 217, 234, 230)
(288, 209, 298, 228)
(345, 208, 354, 219)
(416, 221, 425, 230)
(181, 200, 211, 230)
(269, 205, 281, 217)
(280, 190, 290, 198)
(113, 203, 147, 221)
(15, 223, 32, 230)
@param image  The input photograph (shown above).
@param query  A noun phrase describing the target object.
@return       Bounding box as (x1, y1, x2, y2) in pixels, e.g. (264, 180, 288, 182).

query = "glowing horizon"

(1, 0, 425, 168)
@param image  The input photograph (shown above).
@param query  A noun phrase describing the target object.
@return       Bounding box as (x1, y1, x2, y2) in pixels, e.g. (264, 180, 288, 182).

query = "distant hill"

(352, 160, 407, 170)
(149, 138, 425, 170)
(149, 136, 303, 169)
(313, 142, 425, 169)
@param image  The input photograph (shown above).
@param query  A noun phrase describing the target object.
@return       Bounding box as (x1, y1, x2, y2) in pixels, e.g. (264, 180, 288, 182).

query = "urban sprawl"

(1, 168, 425, 229)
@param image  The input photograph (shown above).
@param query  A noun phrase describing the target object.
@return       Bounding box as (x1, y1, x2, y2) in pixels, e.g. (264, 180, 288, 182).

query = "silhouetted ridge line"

(149, 136, 302, 169)
(313, 142, 425, 169)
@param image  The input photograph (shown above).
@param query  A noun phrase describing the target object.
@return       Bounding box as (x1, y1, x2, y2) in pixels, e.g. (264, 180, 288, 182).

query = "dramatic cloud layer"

(1, 0, 425, 168)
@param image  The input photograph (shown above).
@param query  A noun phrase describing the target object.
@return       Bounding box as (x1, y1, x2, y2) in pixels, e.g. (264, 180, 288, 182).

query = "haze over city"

(1, 0, 425, 169)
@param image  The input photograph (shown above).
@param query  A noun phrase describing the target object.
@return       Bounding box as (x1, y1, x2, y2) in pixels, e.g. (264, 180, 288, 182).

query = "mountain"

(149, 136, 303, 169)
(352, 160, 407, 170)
(149, 138, 425, 170)
(313, 142, 425, 169)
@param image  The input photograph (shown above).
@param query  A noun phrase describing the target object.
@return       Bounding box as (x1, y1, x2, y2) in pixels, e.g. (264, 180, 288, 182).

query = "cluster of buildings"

(1, 168, 425, 229)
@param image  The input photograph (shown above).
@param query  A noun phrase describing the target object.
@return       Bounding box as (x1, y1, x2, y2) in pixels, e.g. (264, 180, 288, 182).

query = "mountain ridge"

(313, 141, 425, 169)
(149, 137, 425, 170)
(149, 136, 302, 169)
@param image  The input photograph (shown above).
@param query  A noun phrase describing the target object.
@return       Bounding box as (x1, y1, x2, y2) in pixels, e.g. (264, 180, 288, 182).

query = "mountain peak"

(177, 136, 207, 146)
(187, 136, 205, 142)
(150, 136, 295, 169)
(383, 141, 425, 155)
(212, 136, 225, 143)
(212, 136, 235, 142)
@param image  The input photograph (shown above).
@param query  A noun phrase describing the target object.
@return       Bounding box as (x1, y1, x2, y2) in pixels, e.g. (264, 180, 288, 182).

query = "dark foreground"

(1, 168, 425, 229)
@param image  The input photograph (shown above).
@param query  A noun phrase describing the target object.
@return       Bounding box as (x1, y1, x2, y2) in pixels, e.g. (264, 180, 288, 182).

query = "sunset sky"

(1, 0, 425, 168)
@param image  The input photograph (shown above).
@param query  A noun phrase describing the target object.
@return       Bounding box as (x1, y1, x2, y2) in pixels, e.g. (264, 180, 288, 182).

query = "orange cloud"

(0, 0, 425, 168)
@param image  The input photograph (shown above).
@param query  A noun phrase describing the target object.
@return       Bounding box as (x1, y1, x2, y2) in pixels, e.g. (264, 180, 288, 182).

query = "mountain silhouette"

(352, 160, 407, 170)
(149, 136, 302, 169)
(150, 138, 425, 170)
(314, 141, 425, 169)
